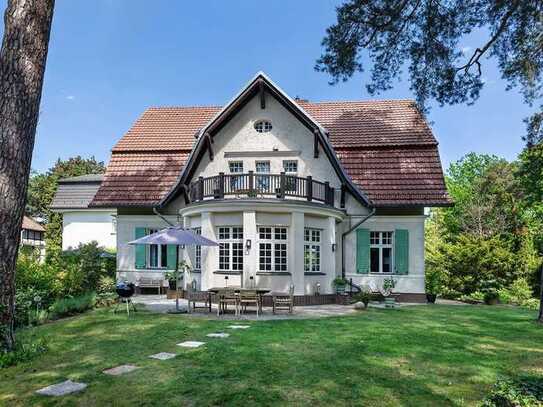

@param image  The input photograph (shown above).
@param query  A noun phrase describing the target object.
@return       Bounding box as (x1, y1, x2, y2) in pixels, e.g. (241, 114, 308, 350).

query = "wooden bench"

(136, 277, 165, 295)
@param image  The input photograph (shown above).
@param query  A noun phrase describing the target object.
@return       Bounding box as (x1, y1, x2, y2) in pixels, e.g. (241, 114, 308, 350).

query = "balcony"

(188, 172, 336, 207)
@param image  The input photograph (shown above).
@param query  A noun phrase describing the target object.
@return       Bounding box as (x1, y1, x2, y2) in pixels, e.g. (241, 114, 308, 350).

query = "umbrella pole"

(175, 245, 180, 312)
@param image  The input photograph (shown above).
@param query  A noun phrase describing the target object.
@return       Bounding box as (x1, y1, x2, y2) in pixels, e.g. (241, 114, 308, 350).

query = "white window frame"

(147, 228, 168, 269)
(282, 160, 298, 174)
(255, 160, 270, 190)
(304, 228, 321, 272)
(258, 226, 288, 272)
(217, 226, 243, 271)
(370, 231, 393, 274)
(193, 227, 201, 271)
(229, 161, 244, 190)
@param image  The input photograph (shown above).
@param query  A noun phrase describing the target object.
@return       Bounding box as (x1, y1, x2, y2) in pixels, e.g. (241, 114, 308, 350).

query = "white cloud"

(461, 46, 472, 55)
(66, 95, 75, 101)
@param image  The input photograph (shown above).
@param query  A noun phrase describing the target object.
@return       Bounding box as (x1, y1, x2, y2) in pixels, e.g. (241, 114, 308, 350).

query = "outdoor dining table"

(207, 287, 271, 313)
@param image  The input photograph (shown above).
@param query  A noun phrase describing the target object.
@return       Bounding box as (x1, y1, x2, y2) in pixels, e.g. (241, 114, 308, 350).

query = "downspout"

(341, 207, 376, 278)
(153, 207, 174, 227)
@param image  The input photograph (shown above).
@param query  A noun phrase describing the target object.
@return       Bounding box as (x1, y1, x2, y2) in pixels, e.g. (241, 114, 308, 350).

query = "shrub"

(0, 337, 48, 369)
(97, 275, 116, 294)
(95, 292, 117, 307)
(14, 288, 51, 327)
(482, 376, 543, 407)
(48, 292, 97, 319)
(499, 278, 534, 305)
(353, 287, 373, 307)
(426, 267, 444, 295)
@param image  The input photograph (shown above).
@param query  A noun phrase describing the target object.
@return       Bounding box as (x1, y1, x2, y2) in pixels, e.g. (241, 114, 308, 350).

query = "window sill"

(191, 269, 202, 274)
(304, 272, 326, 276)
(256, 272, 291, 276)
(213, 270, 242, 275)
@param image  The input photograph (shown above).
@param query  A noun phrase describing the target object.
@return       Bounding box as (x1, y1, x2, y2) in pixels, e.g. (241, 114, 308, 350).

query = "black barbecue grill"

(114, 281, 137, 316)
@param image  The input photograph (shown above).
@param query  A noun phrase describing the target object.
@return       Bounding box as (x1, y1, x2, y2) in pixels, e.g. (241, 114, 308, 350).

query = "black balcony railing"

(188, 172, 335, 206)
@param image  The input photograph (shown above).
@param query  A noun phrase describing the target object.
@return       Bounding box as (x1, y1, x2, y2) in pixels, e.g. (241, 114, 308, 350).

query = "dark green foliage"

(482, 376, 543, 406)
(0, 337, 47, 369)
(26, 156, 105, 253)
(316, 0, 543, 145)
(48, 293, 97, 319)
(426, 152, 543, 302)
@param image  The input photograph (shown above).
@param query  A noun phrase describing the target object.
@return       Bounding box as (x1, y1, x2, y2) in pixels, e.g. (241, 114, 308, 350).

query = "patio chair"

(273, 285, 294, 314)
(186, 288, 212, 313)
(238, 290, 260, 317)
(217, 288, 239, 317)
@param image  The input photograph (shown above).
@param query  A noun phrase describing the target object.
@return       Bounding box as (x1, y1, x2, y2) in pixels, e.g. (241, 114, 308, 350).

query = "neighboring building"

(50, 174, 116, 250)
(21, 216, 46, 261)
(89, 72, 451, 301)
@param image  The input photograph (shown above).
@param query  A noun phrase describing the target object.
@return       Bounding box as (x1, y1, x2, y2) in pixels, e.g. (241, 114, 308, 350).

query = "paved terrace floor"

(132, 295, 465, 320)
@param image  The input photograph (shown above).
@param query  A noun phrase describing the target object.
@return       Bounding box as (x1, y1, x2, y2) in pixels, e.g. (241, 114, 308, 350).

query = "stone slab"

(36, 380, 87, 396)
(206, 332, 230, 338)
(103, 364, 139, 376)
(227, 325, 250, 329)
(149, 352, 176, 360)
(177, 341, 206, 348)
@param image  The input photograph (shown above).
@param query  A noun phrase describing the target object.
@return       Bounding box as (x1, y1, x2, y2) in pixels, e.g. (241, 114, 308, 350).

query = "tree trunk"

(0, 0, 54, 351)
(538, 264, 543, 324)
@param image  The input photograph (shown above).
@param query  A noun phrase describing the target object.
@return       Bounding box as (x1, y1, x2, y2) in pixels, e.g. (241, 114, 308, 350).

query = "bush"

(48, 292, 97, 319)
(482, 376, 543, 407)
(353, 287, 373, 307)
(0, 337, 48, 369)
(97, 275, 116, 294)
(499, 278, 535, 306)
(14, 288, 51, 327)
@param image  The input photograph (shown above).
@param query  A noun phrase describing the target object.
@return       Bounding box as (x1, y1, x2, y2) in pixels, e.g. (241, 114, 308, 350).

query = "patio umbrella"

(128, 226, 219, 313)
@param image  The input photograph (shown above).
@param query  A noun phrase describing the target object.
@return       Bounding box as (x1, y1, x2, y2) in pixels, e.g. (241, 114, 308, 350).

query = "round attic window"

(254, 120, 272, 133)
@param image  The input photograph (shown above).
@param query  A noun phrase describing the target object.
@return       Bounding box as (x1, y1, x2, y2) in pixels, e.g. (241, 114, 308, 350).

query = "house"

(89, 72, 451, 302)
(50, 174, 117, 250)
(21, 216, 46, 261)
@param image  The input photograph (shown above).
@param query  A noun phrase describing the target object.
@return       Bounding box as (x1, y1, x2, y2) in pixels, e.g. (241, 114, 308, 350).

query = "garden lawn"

(1, 305, 542, 406)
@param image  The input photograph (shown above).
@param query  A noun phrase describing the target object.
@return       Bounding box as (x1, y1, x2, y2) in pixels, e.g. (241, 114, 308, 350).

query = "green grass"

(1, 305, 542, 406)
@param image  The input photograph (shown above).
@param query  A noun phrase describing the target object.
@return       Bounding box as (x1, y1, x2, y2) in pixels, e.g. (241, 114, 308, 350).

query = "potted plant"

(425, 268, 443, 304)
(353, 287, 372, 309)
(382, 278, 397, 308)
(333, 277, 348, 295)
(165, 271, 177, 290)
(483, 290, 500, 305)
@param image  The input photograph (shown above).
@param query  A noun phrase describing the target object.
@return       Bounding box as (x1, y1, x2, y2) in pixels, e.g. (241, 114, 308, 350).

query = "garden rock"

(36, 380, 87, 396)
(354, 301, 366, 310)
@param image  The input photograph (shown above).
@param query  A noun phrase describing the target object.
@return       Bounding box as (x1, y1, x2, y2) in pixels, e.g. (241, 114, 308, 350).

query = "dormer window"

(254, 120, 272, 133)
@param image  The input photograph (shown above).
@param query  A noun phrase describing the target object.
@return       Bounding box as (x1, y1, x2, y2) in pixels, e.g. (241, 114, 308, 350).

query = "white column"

(200, 212, 215, 291)
(181, 216, 190, 290)
(324, 216, 337, 294)
(290, 211, 305, 295)
(243, 211, 257, 288)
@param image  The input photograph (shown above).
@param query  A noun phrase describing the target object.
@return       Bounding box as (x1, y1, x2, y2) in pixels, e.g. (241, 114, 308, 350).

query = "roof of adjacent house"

(50, 174, 105, 209)
(91, 97, 451, 208)
(22, 216, 45, 232)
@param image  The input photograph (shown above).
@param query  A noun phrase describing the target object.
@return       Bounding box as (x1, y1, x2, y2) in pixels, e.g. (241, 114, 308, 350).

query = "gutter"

(341, 207, 376, 278)
(152, 207, 175, 227)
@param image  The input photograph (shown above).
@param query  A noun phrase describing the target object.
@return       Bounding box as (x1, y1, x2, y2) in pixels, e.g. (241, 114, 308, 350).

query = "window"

(217, 227, 243, 271)
(255, 160, 270, 190)
(229, 161, 244, 190)
(148, 228, 167, 268)
(258, 226, 288, 272)
(370, 231, 393, 273)
(283, 160, 298, 173)
(254, 120, 272, 133)
(304, 228, 321, 272)
(193, 227, 201, 270)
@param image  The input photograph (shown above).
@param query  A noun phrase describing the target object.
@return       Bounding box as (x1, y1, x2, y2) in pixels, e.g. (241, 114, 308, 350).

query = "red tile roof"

(92, 100, 451, 208)
(22, 216, 45, 232)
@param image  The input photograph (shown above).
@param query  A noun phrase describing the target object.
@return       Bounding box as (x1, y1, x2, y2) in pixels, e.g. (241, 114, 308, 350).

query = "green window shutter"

(135, 227, 147, 269)
(166, 245, 178, 270)
(394, 229, 409, 275)
(356, 228, 370, 274)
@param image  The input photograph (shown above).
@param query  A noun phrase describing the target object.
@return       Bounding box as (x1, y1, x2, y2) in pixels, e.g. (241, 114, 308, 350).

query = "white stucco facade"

(59, 209, 117, 250)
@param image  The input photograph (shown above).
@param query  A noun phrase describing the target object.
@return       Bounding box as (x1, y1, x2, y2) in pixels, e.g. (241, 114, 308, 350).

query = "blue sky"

(1, 1, 534, 172)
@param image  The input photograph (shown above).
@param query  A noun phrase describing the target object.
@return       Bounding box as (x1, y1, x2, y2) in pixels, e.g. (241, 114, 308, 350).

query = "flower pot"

(426, 293, 437, 304)
(484, 297, 499, 305)
(335, 285, 346, 295)
(168, 280, 177, 290)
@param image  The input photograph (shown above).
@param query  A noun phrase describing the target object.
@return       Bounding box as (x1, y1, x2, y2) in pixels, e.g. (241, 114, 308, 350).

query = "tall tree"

(0, 0, 55, 351)
(316, 0, 543, 145)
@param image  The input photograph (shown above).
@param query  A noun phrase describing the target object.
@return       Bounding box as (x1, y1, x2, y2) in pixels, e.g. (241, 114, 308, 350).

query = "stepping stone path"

(149, 352, 176, 360)
(36, 380, 87, 397)
(103, 364, 139, 376)
(177, 341, 205, 348)
(228, 325, 250, 329)
(206, 332, 230, 338)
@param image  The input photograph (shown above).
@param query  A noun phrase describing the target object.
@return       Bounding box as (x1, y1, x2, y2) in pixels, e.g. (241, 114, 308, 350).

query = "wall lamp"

(332, 243, 337, 252)
(246, 239, 252, 249)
